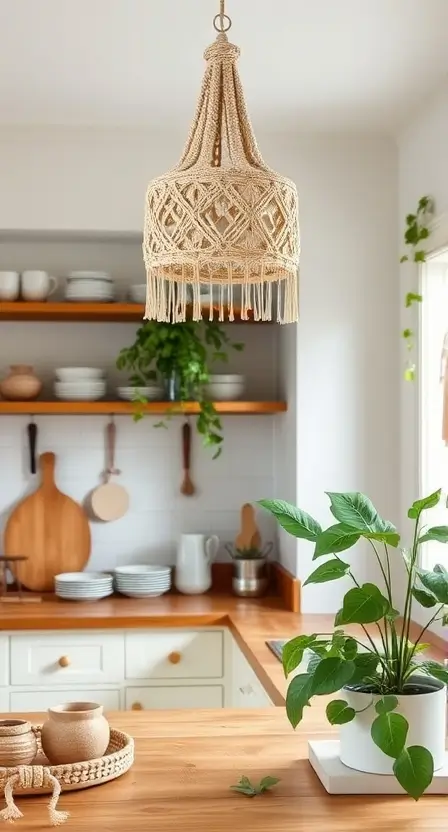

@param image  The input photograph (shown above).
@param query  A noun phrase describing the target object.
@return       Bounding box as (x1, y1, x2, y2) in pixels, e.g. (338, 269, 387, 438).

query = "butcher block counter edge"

(3, 709, 448, 830)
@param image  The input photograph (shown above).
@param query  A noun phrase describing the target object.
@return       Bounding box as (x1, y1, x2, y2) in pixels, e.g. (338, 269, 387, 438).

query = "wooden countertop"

(9, 709, 448, 830)
(0, 594, 445, 707)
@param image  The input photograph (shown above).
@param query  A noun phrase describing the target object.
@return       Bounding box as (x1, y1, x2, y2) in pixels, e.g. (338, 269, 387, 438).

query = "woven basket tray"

(0, 726, 134, 826)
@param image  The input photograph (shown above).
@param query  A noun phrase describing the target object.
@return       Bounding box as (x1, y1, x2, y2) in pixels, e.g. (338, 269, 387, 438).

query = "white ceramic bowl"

(114, 565, 171, 576)
(116, 588, 170, 598)
(205, 376, 246, 400)
(55, 367, 104, 382)
(129, 284, 147, 304)
(117, 386, 164, 401)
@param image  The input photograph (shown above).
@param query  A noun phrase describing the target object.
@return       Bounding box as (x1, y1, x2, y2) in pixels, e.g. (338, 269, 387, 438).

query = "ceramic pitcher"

(175, 534, 219, 595)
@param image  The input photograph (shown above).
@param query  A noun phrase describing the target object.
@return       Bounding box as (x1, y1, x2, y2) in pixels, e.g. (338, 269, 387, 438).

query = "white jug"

(175, 534, 219, 595)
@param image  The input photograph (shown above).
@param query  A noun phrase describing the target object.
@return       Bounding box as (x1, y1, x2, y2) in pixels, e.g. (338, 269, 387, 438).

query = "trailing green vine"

(116, 321, 244, 457)
(400, 196, 434, 381)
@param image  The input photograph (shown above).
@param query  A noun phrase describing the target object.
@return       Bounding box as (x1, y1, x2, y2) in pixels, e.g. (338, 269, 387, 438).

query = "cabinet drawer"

(125, 685, 223, 710)
(9, 688, 121, 712)
(10, 633, 125, 686)
(125, 631, 223, 680)
(0, 637, 9, 686)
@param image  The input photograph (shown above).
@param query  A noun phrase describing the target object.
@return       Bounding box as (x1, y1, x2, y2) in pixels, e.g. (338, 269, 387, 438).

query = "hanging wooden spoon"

(180, 421, 195, 496)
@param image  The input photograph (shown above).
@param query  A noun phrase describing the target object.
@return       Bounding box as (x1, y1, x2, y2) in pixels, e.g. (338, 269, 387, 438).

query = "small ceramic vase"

(41, 702, 110, 765)
(0, 719, 38, 767)
(0, 365, 42, 401)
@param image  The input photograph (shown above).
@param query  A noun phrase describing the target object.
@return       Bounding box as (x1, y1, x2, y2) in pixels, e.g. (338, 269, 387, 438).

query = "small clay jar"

(0, 719, 38, 767)
(41, 702, 110, 765)
(0, 365, 42, 401)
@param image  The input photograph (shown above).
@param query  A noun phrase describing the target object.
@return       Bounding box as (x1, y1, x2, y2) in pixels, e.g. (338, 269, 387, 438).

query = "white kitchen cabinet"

(10, 632, 124, 686)
(230, 640, 274, 708)
(125, 685, 223, 710)
(0, 636, 9, 686)
(125, 630, 223, 680)
(9, 688, 121, 712)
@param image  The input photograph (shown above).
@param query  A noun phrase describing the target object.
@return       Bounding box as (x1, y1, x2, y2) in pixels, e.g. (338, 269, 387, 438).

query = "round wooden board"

(90, 482, 129, 522)
(4, 452, 91, 592)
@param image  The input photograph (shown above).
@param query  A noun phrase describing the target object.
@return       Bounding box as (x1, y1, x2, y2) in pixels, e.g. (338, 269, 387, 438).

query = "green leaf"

(325, 492, 399, 546)
(310, 657, 355, 695)
(285, 674, 313, 728)
(343, 637, 358, 661)
(414, 250, 426, 263)
(405, 292, 423, 308)
(375, 695, 398, 715)
(258, 500, 321, 542)
(434, 563, 448, 573)
(371, 712, 408, 759)
(408, 490, 441, 519)
(419, 526, 448, 544)
(336, 583, 390, 625)
(418, 661, 448, 684)
(282, 634, 318, 677)
(304, 559, 350, 586)
(393, 746, 434, 800)
(400, 255, 409, 263)
(418, 569, 448, 603)
(402, 328, 413, 339)
(412, 587, 438, 608)
(349, 652, 380, 685)
(404, 366, 415, 382)
(313, 524, 360, 559)
(326, 699, 356, 725)
(258, 776, 280, 792)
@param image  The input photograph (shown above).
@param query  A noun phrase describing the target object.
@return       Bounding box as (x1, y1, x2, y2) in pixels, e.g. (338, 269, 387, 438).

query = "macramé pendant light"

(143, 1, 300, 324)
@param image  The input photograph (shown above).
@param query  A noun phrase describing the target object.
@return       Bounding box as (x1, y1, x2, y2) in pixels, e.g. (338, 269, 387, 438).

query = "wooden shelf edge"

(0, 301, 272, 324)
(0, 401, 287, 415)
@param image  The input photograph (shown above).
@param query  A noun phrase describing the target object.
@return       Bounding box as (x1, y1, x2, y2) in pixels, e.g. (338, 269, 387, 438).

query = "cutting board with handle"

(4, 452, 91, 592)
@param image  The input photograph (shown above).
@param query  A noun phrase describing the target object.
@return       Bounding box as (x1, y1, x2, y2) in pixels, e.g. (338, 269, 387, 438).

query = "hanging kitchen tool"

(180, 420, 195, 496)
(91, 419, 129, 521)
(4, 452, 91, 592)
(235, 503, 261, 551)
(26, 420, 37, 474)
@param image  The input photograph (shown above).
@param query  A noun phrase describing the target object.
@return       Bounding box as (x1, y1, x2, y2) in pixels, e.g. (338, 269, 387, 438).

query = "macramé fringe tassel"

(144, 269, 299, 324)
(0, 767, 69, 826)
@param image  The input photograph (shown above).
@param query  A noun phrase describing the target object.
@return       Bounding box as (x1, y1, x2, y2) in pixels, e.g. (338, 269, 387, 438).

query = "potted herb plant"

(260, 489, 448, 799)
(117, 320, 243, 457)
(225, 542, 273, 597)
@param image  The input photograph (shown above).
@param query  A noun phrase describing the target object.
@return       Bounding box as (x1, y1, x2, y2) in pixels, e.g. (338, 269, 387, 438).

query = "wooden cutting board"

(4, 452, 91, 592)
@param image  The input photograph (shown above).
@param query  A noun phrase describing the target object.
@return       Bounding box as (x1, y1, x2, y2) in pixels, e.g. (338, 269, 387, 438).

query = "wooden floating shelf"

(0, 401, 287, 415)
(0, 301, 270, 324)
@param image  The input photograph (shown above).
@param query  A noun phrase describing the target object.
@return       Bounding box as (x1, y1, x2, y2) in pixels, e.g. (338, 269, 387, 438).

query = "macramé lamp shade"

(143, 3, 300, 324)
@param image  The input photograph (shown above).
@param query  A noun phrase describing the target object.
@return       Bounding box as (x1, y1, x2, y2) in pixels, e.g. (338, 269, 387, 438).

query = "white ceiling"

(0, 0, 447, 133)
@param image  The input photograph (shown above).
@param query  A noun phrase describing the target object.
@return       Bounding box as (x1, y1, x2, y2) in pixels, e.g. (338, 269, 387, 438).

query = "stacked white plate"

(54, 367, 106, 401)
(114, 565, 172, 598)
(205, 374, 246, 400)
(55, 572, 114, 601)
(65, 271, 115, 303)
(117, 385, 164, 401)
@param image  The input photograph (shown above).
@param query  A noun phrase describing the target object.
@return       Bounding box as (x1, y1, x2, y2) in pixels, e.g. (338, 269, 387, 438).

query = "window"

(420, 250, 448, 569)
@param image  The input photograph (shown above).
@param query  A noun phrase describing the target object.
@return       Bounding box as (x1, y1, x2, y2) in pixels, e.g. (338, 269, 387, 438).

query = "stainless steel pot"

(232, 558, 269, 598)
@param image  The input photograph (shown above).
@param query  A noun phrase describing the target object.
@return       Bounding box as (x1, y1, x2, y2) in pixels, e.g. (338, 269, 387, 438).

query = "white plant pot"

(339, 676, 446, 775)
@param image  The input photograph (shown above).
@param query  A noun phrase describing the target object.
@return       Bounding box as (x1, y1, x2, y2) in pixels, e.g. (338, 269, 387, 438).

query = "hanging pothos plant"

(116, 320, 244, 457)
(401, 196, 434, 381)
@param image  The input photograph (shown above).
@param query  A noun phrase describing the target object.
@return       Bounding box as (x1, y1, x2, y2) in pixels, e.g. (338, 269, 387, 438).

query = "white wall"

(398, 81, 448, 631)
(0, 127, 400, 599)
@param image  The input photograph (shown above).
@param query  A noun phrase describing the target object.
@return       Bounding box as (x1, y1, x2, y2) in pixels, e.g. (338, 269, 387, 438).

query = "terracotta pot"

(0, 719, 38, 767)
(41, 702, 110, 765)
(0, 365, 42, 401)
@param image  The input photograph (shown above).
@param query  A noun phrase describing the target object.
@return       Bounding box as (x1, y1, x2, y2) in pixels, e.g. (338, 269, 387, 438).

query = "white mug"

(21, 270, 58, 301)
(0, 271, 20, 300)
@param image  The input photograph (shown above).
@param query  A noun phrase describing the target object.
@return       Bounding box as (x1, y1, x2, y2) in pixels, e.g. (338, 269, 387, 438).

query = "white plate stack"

(54, 367, 106, 401)
(65, 271, 115, 303)
(114, 565, 172, 598)
(55, 572, 114, 601)
(117, 385, 164, 401)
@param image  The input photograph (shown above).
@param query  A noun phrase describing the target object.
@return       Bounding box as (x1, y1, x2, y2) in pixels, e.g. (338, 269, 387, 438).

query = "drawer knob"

(168, 651, 182, 665)
(131, 702, 143, 711)
(58, 655, 71, 668)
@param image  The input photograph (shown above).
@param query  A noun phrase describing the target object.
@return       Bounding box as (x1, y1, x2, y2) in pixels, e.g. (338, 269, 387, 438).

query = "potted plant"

(117, 320, 244, 457)
(259, 489, 448, 799)
(225, 542, 273, 598)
